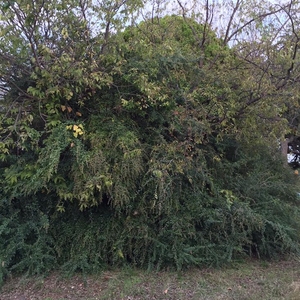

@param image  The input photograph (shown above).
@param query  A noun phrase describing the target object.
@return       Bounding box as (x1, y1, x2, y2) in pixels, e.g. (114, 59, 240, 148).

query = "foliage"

(0, 194, 56, 284)
(1, 0, 300, 286)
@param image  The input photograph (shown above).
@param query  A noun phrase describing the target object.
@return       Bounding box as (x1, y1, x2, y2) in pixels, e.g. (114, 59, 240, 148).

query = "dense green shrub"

(0, 194, 56, 284)
(1, 1, 300, 286)
(1, 141, 300, 286)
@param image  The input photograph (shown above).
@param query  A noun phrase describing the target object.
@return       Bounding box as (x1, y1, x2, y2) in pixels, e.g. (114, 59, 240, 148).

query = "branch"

(282, 2, 299, 79)
(176, 0, 202, 45)
(225, 5, 288, 45)
(223, 0, 241, 45)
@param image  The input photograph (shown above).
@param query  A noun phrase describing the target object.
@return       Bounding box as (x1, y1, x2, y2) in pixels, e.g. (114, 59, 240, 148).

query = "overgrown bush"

(1, 141, 300, 286)
(1, 1, 300, 287)
(0, 194, 56, 284)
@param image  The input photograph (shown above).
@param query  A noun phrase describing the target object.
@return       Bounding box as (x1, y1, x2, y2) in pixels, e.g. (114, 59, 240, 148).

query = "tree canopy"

(1, 0, 300, 283)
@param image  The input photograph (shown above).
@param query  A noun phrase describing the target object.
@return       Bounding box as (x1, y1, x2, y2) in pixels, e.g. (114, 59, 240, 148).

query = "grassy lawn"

(1, 259, 300, 299)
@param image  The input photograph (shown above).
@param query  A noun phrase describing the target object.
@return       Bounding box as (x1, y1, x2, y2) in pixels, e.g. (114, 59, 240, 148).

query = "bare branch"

(223, 0, 241, 45)
(224, 5, 289, 45)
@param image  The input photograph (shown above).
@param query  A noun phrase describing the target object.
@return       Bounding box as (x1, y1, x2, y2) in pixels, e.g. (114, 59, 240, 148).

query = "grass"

(1, 258, 300, 299)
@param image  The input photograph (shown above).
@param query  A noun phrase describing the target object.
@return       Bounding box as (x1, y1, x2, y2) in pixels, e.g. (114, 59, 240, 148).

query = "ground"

(1, 259, 300, 300)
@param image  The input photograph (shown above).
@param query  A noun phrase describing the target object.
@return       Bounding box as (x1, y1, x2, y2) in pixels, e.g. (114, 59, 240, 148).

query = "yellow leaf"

(73, 125, 78, 131)
(61, 27, 68, 39)
(117, 249, 124, 259)
(61, 105, 66, 112)
(66, 91, 73, 100)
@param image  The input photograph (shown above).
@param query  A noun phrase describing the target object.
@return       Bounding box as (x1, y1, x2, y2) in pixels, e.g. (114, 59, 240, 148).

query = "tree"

(1, 0, 300, 281)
